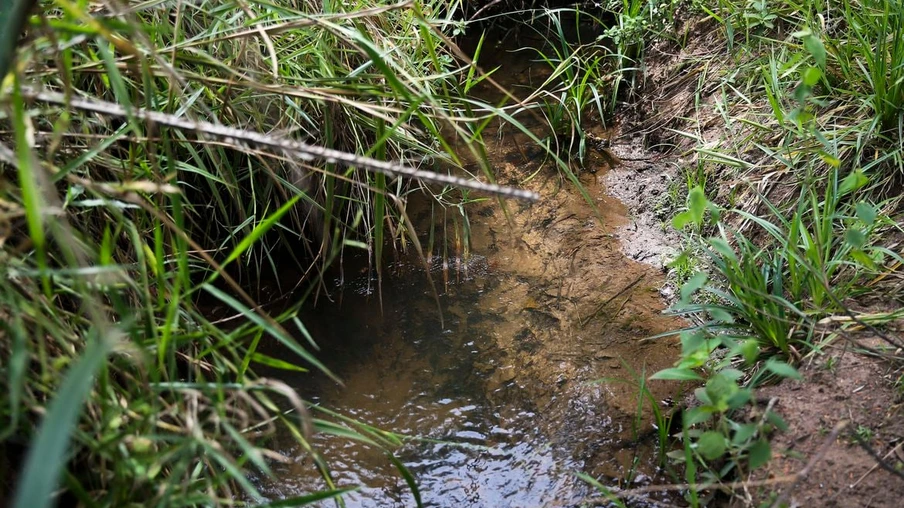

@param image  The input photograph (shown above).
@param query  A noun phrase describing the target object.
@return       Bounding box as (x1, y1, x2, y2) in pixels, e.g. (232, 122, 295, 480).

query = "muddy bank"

(603, 135, 681, 270)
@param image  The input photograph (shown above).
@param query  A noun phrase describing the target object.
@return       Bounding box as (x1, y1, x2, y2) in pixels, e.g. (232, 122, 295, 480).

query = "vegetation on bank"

(3, 0, 904, 506)
(0, 0, 533, 505)
(603, 0, 904, 504)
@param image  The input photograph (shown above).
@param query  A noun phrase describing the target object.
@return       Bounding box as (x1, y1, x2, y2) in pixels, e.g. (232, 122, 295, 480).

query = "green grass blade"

(201, 283, 337, 382)
(254, 488, 357, 507)
(12, 332, 114, 508)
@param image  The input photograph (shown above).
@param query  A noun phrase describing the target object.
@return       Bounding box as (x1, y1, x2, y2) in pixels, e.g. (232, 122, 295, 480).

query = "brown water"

(252, 29, 683, 508)
(256, 262, 590, 506)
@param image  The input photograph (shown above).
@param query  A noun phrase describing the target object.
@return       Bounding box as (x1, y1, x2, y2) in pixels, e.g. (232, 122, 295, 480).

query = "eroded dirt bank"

(619, 14, 904, 506)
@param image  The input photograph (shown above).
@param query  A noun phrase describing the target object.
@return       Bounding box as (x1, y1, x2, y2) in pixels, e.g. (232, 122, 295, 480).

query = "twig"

(468, 0, 505, 21)
(580, 274, 646, 328)
(14, 87, 540, 202)
(849, 427, 904, 482)
(576, 475, 799, 505)
(850, 440, 904, 488)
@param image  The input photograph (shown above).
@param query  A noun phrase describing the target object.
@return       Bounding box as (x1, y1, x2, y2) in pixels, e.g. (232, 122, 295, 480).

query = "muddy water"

(254, 32, 682, 507)
(256, 261, 589, 506)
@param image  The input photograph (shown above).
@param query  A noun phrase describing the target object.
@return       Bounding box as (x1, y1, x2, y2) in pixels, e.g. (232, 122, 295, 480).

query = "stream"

(252, 28, 683, 508)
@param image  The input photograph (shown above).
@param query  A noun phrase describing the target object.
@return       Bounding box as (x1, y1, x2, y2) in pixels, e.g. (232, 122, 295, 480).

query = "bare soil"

(622, 12, 904, 507)
(738, 337, 904, 507)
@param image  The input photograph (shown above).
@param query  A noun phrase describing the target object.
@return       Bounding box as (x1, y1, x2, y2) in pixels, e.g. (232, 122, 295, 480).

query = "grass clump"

(610, 0, 904, 501)
(0, 0, 532, 505)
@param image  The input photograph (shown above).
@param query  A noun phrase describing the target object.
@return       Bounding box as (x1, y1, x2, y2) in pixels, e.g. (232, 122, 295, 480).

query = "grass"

(621, 0, 904, 502)
(0, 0, 549, 505)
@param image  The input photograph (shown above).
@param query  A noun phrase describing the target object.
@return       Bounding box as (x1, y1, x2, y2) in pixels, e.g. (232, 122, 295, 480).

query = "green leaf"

(684, 406, 713, 426)
(202, 284, 337, 382)
(727, 388, 752, 410)
(856, 202, 877, 226)
(765, 359, 802, 380)
(13, 333, 113, 508)
(851, 248, 878, 270)
(732, 423, 758, 445)
(804, 36, 826, 69)
(802, 66, 822, 86)
(720, 368, 745, 380)
(680, 331, 707, 355)
(738, 339, 760, 364)
(251, 352, 309, 373)
(820, 152, 841, 168)
(840, 169, 869, 195)
(680, 272, 708, 303)
(697, 431, 727, 460)
(219, 195, 301, 273)
(766, 410, 790, 432)
(709, 307, 735, 323)
(687, 186, 708, 225)
(386, 452, 423, 508)
(673, 187, 709, 229)
(844, 229, 866, 248)
(792, 87, 808, 106)
(748, 439, 772, 469)
(666, 449, 687, 462)
(705, 373, 739, 408)
(672, 210, 694, 229)
(708, 238, 738, 262)
(253, 488, 357, 507)
(574, 473, 626, 507)
(650, 368, 704, 381)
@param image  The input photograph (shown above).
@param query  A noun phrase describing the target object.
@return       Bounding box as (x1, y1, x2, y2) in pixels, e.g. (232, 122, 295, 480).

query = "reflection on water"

(256, 262, 591, 507)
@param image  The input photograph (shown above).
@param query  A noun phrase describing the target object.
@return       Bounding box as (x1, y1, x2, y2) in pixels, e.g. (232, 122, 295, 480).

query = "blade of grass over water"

(12, 332, 114, 508)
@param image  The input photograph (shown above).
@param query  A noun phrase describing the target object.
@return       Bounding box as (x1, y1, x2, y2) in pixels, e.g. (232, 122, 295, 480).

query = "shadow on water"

(257, 260, 590, 506)
(253, 20, 683, 508)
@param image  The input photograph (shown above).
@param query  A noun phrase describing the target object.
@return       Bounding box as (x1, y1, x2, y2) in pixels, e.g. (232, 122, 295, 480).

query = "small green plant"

(523, 9, 609, 163)
(670, 171, 890, 358)
(829, 0, 904, 135)
(652, 345, 794, 492)
(741, 0, 778, 32)
(853, 425, 875, 444)
(651, 165, 891, 493)
(600, 0, 684, 105)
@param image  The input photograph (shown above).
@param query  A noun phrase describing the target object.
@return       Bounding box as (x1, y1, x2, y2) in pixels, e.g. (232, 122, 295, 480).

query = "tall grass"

(0, 0, 540, 505)
(518, 9, 609, 163)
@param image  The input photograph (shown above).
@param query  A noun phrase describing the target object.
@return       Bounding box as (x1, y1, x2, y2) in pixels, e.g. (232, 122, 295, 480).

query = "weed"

(854, 425, 875, 443)
(520, 9, 609, 163)
(601, 0, 683, 101)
